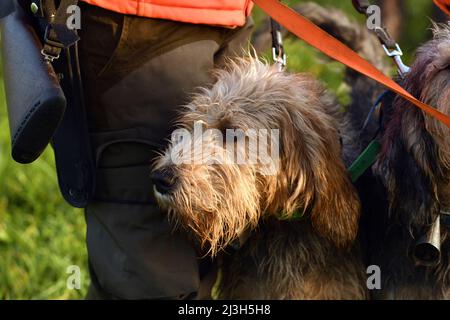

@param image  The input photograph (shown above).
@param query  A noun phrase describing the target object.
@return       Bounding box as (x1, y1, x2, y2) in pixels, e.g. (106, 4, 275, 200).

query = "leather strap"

(52, 42, 96, 208)
(27, 0, 79, 61)
(253, 0, 450, 129)
(352, 0, 397, 50)
(51, 0, 80, 47)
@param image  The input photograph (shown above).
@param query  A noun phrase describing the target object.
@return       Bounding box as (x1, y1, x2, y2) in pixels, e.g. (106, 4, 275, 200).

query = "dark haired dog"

(270, 3, 450, 299)
(297, 3, 450, 299)
(369, 24, 450, 299)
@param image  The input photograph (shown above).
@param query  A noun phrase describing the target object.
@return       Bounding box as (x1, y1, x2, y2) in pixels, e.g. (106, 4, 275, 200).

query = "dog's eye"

(217, 121, 231, 136)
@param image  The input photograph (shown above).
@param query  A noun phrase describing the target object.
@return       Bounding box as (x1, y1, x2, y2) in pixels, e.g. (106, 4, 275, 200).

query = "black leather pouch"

(1, 1, 66, 163)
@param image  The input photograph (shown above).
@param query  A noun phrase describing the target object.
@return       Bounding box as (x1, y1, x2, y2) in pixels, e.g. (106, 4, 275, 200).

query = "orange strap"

(434, 0, 450, 16)
(253, 0, 450, 129)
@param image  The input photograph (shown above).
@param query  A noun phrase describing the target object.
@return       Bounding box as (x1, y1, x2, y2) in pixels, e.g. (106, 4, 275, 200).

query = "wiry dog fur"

(149, 1, 398, 300)
(295, 4, 450, 299)
(368, 23, 450, 299)
(152, 56, 367, 299)
(311, 5, 450, 298)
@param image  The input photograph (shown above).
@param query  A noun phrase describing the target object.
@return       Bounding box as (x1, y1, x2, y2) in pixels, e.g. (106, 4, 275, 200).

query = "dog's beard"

(154, 139, 264, 256)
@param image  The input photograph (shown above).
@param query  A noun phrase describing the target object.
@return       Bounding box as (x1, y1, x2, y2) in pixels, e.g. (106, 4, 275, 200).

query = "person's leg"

(78, 3, 253, 299)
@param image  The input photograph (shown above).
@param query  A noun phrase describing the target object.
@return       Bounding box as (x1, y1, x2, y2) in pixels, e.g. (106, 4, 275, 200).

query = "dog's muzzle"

(151, 169, 178, 195)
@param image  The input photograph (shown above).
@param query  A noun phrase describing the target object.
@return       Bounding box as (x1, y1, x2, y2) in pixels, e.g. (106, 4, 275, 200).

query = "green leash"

(348, 140, 381, 183)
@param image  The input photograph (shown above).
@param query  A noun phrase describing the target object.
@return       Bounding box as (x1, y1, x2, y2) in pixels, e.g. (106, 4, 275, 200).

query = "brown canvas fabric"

(78, 2, 253, 299)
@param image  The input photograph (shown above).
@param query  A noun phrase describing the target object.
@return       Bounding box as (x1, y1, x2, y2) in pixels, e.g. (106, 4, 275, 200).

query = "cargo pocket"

(85, 133, 200, 299)
(91, 131, 161, 203)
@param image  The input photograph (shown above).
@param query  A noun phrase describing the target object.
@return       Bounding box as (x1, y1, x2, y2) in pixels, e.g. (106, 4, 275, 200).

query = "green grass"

(0, 67, 88, 299)
(0, 0, 437, 300)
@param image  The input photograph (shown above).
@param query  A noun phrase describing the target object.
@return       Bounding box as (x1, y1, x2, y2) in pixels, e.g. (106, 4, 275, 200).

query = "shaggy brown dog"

(369, 24, 450, 299)
(151, 56, 367, 299)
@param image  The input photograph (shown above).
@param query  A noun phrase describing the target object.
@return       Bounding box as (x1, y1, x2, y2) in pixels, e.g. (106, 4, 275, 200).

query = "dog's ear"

(307, 130, 361, 249)
(270, 94, 361, 249)
(375, 106, 441, 230)
(373, 35, 450, 230)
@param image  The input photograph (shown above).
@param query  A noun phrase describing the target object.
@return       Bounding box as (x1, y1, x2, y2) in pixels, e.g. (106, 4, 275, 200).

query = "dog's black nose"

(151, 170, 177, 194)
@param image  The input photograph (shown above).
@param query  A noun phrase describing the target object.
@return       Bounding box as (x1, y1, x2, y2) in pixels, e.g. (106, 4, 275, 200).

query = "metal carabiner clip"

(270, 19, 287, 71)
(382, 43, 411, 78)
(272, 46, 287, 71)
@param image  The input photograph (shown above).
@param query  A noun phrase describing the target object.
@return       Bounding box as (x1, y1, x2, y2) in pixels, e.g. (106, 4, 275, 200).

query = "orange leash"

(253, 0, 450, 129)
(434, 0, 450, 16)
